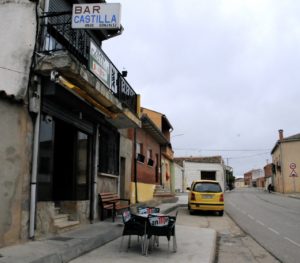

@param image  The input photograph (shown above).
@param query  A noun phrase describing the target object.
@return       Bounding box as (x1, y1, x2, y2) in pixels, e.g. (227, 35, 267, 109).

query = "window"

(201, 171, 216, 180)
(194, 182, 222, 193)
(147, 149, 154, 166)
(99, 126, 120, 175)
(136, 143, 145, 163)
(136, 143, 143, 156)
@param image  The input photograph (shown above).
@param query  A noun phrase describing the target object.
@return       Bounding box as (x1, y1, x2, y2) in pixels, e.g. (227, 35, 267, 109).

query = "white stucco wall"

(184, 161, 225, 192)
(174, 162, 184, 192)
(252, 169, 264, 180)
(0, 1, 36, 99)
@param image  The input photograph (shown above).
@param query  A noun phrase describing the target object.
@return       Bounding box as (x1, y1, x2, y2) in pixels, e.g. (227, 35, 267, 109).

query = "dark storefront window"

(99, 126, 120, 175)
(37, 115, 54, 201)
(37, 114, 91, 201)
(76, 132, 90, 200)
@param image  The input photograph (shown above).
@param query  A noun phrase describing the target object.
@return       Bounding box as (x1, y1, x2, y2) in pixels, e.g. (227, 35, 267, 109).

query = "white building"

(174, 162, 185, 192)
(174, 156, 227, 192)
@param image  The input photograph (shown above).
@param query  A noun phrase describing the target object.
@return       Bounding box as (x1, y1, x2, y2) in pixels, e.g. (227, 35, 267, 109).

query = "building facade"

(174, 156, 227, 192)
(244, 169, 263, 187)
(0, 0, 140, 247)
(234, 178, 245, 188)
(264, 163, 273, 190)
(271, 130, 300, 193)
(140, 108, 174, 192)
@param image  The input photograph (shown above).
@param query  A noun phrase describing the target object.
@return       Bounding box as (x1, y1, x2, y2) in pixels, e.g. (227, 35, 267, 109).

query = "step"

(53, 214, 69, 224)
(153, 192, 176, 198)
(54, 207, 61, 215)
(54, 220, 80, 233)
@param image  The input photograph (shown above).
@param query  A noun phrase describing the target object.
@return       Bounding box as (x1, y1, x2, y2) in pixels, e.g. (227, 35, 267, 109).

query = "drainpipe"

(134, 128, 138, 203)
(29, 81, 41, 239)
(159, 145, 163, 186)
(279, 129, 285, 193)
(91, 125, 99, 222)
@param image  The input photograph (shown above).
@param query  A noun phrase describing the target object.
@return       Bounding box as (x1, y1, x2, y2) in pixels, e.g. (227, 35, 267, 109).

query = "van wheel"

(218, 211, 224, 216)
(189, 210, 194, 215)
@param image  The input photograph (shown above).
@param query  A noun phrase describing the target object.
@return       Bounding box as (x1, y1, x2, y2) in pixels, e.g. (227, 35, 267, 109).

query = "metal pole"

(134, 128, 138, 203)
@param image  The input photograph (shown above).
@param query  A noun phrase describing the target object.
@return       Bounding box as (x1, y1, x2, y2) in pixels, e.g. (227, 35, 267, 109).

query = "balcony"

(161, 145, 174, 160)
(36, 12, 140, 128)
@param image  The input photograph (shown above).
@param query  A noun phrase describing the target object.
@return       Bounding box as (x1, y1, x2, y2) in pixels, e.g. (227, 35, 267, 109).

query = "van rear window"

(193, 183, 222, 193)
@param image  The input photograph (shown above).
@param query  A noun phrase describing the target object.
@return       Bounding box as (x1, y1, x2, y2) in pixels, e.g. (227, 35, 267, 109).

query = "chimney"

(278, 129, 284, 141)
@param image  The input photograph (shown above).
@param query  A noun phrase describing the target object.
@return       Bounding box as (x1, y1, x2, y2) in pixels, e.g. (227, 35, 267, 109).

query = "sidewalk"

(0, 196, 216, 263)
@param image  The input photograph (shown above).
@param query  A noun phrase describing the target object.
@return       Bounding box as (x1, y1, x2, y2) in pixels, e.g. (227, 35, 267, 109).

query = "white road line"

(268, 227, 280, 235)
(256, 220, 265, 226)
(248, 214, 255, 220)
(284, 237, 300, 247)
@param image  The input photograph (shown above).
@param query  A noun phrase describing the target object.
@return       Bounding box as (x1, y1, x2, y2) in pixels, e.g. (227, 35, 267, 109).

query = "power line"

(226, 152, 270, 160)
(174, 148, 271, 152)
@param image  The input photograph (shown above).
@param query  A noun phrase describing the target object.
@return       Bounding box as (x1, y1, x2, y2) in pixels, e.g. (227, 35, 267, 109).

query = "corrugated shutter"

(49, 0, 72, 12)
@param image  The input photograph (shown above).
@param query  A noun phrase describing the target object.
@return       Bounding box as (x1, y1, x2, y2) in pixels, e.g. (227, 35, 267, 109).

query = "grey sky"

(103, 0, 300, 177)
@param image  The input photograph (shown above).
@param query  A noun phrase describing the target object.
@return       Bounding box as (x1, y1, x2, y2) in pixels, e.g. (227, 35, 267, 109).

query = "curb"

(209, 230, 218, 263)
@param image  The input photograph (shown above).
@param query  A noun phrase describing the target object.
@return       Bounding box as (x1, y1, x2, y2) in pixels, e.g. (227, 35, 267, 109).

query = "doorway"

(37, 115, 91, 201)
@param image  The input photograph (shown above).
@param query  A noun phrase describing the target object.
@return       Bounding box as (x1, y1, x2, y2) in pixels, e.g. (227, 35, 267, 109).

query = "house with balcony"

(126, 108, 175, 203)
(140, 108, 175, 193)
(271, 130, 300, 193)
(0, 1, 140, 247)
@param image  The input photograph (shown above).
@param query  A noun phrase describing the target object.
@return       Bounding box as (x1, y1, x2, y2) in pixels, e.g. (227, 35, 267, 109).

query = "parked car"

(187, 180, 224, 216)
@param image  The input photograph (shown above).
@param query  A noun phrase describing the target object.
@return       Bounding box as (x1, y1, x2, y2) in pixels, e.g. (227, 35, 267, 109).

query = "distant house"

(235, 178, 245, 188)
(174, 156, 227, 192)
(264, 163, 273, 190)
(244, 169, 264, 187)
(271, 130, 300, 193)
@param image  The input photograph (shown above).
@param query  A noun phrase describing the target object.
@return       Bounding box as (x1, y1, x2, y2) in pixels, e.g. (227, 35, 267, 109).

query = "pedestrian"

(268, 183, 272, 193)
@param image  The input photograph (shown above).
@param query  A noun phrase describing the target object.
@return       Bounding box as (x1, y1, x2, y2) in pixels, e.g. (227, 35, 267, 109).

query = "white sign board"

(72, 3, 121, 29)
(89, 41, 110, 87)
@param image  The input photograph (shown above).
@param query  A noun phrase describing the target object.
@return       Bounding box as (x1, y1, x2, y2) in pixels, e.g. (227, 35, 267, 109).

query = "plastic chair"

(137, 206, 160, 215)
(144, 211, 178, 256)
(119, 210, 147, 254)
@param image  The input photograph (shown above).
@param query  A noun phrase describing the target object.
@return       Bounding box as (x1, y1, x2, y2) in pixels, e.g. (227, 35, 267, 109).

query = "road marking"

(248, 214, 255, 220)
(268, 227, 280, 235)
(284, 237, 300, 247)
(256, 220, 265, 226)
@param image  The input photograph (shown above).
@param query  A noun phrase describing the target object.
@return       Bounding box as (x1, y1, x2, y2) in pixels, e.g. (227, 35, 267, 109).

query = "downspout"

(91, 125, 99, 222)
(29, 0, 47, 238)
(278, 129, 285, 193)
(159, 145, 163, 186)
(29, 81, 41, 239)
(279, 143, 285, 193)
(134, 128, 138, 203)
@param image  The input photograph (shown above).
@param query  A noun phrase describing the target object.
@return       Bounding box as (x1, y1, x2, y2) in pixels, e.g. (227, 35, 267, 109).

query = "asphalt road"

(225, 188, 300, 263)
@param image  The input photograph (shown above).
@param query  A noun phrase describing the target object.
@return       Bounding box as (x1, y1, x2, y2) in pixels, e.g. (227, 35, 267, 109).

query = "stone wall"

(0, 99, 33, 247)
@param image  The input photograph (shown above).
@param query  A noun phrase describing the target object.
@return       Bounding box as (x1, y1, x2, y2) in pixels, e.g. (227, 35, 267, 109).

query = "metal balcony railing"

(38, 12, 137, 114)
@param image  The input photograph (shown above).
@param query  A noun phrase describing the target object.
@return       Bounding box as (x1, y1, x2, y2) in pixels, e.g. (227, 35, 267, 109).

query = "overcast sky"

(103, 0, 300, 177)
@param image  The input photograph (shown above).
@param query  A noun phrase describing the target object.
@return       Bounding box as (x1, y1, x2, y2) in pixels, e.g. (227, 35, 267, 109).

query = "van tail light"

(219, 194, 224, 202)
(191, 192, 196, 201)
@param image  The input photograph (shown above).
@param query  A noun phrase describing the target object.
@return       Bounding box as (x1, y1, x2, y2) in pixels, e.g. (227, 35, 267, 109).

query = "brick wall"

(135, 128, 161, 185)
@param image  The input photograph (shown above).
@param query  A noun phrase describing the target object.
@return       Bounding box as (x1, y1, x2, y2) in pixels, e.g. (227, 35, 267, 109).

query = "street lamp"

(171, 133, 184, 138)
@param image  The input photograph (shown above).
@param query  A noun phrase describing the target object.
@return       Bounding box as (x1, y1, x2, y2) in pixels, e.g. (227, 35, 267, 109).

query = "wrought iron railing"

(39, 12, 137, 113)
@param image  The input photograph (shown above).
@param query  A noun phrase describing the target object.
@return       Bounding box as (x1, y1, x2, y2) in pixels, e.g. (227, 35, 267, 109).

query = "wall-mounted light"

(122, 70, 128, 77)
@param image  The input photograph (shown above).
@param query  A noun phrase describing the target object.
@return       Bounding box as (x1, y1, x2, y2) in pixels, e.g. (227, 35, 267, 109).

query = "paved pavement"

(0, 195, 216, 263)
